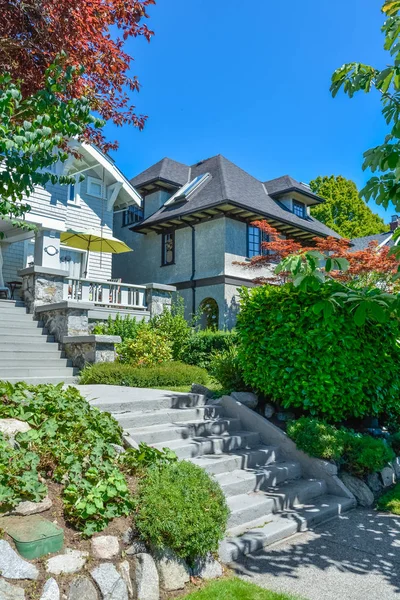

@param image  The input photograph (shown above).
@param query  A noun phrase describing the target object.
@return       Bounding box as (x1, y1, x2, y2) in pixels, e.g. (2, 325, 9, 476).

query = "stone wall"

(19, 267, 66, 314)
(145, 283, 176, 317)
(63, 336, 121, 369)
(35, 302, 90, 343)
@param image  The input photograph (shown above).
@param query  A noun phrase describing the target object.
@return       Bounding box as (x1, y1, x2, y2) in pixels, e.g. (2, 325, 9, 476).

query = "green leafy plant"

(182, 330, 238, 370)
(79, 361, 209, 387)
(117, 325, 172, 367)
(389, 432, 400, 455)
(135, 461, 229, 564)
(287, 418, 346, 462)
(209, 346, 248, 393)
(121, 443, 178, 477)
(237, 284, 400, 421)
(93, 314, 141, 341)
(377, 483, 400, 515)
(150, 297, 192, 361)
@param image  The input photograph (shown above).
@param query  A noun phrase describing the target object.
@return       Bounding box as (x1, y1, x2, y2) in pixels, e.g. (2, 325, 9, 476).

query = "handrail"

(65, 277, 147, 309)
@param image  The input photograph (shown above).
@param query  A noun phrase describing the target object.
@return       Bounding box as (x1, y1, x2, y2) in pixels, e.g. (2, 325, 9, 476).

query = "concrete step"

(3, 376, 79, 385)
(215, 462, 302, 497)
(151, 430, 261, 459)
(0, 366, 78, 378)
(0, 335, 55, 345)
(0, 328, 49, 337)
(89, 393, 207, 414)
(0, 300, 26, 309)
(127, 418, 242, 445)
(226, 479, 327, 530)
(219, 495, 356, 563)
(0, 358, 72, 368)
(119, 406, 223, 429)
(0, 349, 65, 359)
(0, 316, 43, 326)
(189, 446, 281, 476)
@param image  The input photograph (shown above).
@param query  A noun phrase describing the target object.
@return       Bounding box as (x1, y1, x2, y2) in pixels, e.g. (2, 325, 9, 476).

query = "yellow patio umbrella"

(60, 229, 132, 277)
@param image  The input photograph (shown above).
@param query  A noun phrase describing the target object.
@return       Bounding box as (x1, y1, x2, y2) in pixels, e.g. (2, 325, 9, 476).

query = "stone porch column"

(145, 283, 176, 317)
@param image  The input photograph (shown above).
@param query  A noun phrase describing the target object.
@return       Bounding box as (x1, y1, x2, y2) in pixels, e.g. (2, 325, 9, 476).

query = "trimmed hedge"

(79, 361, 209, 387)
(182, 330, 238, 370)
(237, 284, 400, 421)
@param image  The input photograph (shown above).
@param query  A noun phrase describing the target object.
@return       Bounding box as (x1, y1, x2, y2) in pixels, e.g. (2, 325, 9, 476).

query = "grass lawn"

(377, 483, 400, 514)
(182, 577, 304, 600)
(154, 378, 226, 396)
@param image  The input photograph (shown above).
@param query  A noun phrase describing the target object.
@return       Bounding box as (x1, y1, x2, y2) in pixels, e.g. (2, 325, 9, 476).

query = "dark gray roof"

(350, 231, 393, 251)
(265, 175, 323, 202)
(130, 157, 190, 189)
(133, 154, 341, 238)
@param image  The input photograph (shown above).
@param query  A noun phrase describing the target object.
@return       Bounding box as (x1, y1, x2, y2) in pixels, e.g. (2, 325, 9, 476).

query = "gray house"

(113, 155, 340, 328)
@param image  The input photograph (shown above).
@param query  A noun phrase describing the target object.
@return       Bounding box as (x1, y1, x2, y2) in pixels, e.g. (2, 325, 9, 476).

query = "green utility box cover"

(0, 515, 64, 559)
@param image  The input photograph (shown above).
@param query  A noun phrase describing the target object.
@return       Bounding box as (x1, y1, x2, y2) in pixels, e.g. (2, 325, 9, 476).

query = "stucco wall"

(224, 218, 276, 281)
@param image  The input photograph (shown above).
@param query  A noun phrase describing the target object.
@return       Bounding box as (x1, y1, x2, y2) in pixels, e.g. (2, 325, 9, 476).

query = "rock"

(119, 561, 134, 598)
(191, 384, 213, 398)
(264, 403, 275, 419)
(366, 473, 383, 498)
(381, 466, 396, 488)
(276, 411, 296, 422)
(91, 536, 120, 560)
(122, 528, 134, 545)
(0, 539, 39, 580)
(125, 541, 147, 556)
(153, 547, 190, 591)
(0, 418, 31, 438)
(68, 576, 98, 600)
(340, 473, 374, 507)
(40, 578, 60, 600)
(131, 553, 159, 600)
(0, 578, 25, 599)
(10, 496, 52, 516)
(91, 563, 128, 600)
(230, 391, 258, 409)
(111, 444, 125, 455)
(46, 549, 88, 575)
(207, 398, 222, 406)
(393, 457, 400, 479)
(191, 554, 223, 580)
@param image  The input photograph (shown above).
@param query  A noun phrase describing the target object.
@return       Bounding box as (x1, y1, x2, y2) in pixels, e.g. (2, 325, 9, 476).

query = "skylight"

(165, 173, 211, 205)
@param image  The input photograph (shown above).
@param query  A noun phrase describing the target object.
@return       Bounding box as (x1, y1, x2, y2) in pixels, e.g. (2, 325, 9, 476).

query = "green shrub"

(117, 326, 172, 367)
(182, 330, 238, 370)
(389, 432, 400, 455)
(377, 483, 400, 515)
(79, 361, 209, 387)
(93, 313, 141, 341)
(209, 346, 248, 392)
(288, 417, 395, 477)
(122, 442, 178, 477)
(237, 284, 400, 421)
(135, 461, 229, 564)
(150, 297, 191, 361)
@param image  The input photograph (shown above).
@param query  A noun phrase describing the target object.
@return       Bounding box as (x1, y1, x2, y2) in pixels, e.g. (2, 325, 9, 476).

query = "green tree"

(331, 1, 400, 211)
(0, 62, 102, 231)
(310, 175, 387, 238)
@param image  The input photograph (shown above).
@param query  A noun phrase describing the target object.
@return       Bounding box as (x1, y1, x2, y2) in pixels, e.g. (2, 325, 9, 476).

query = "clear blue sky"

(105, 0, 392, 223)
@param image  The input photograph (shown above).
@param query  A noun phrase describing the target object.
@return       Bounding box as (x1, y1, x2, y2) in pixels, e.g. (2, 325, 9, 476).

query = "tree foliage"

(309, 175, 387, 238)
(0, 63, 101, 230)
(331, 0, 400, 211)
(0, 0, 155, 151)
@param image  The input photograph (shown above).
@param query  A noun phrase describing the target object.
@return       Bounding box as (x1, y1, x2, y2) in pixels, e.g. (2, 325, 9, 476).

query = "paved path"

(231, 508, 400, 600)
(74, 384, 189, 403)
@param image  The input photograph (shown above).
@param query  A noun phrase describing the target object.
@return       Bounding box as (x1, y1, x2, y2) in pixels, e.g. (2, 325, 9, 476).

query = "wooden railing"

(65, 278, 147, 310)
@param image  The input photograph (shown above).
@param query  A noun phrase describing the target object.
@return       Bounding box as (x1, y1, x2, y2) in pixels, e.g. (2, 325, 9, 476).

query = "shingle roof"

(265, 175, 323, 202)
(132, 154, 340, 238)
(350, 231, 393, 251)
(130, 157, 190, 189)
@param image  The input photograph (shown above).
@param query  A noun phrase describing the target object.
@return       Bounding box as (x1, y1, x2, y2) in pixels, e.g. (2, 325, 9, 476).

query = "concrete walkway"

(231, 508, 400, 600)
(74, 384, 190, 404)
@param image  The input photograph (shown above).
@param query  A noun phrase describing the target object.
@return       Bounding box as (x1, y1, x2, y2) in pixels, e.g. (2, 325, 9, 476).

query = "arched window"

(199, 298, 219, 330)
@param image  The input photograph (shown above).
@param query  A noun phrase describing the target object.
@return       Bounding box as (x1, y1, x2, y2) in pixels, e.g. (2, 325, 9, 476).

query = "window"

(293, 200, 306, 218)
(247, 225, 269, 258)
(122, 205, 144, 227)
(87, 176, 104, 198)
(162, 232, 175, 265)
(67, 176, 80, 206)
(164, 173, 211, 205)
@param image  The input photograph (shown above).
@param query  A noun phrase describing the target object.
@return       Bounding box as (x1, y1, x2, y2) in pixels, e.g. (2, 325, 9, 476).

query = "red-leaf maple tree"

(245, 221, 398, 290)
(0, 0, 155, 150)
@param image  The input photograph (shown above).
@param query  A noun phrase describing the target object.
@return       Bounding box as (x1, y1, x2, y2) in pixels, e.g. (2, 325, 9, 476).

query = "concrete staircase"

(89, 389, 355, 563)
(0, 300, 78, 385)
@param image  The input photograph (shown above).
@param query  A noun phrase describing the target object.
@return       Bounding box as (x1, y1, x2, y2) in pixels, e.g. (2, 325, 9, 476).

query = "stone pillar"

(18, 266, 66, 313)
(34, 229, 61, 270)
(63, 335, 121, 369)
(35, 301, 92, 342)
(145, 283, 176, 317)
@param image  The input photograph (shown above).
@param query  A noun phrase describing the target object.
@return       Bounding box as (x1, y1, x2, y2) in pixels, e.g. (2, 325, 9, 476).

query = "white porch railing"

(65, 278, 147, 310)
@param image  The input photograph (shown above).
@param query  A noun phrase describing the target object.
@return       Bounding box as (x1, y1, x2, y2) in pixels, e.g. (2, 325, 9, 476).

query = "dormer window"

(293, 200, 306, 218)
(164, 173, 211, 206)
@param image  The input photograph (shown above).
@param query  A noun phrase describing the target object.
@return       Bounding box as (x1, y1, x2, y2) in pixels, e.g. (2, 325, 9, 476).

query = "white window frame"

(87, 176, 105, 199)
(67, 175, 81, 207)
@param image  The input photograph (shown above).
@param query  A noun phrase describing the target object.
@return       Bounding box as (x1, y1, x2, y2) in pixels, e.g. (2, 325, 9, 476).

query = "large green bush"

(182, 330, 238, 370)
(288, 417, 395, 477)
(209, 346, 248, 392)
(117, 326, 172, 367)
(237, 284, 400, 421)
(150, 297, 192, 361)
(79, 361, 209, 387)
(135, 461, 229, 564)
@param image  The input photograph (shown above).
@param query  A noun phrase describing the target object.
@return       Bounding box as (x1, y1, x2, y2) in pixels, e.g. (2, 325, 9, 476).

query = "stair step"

(0, 317, 43, 327)
(119, 406, 223, 429)
(0, 335, 55, 344)
(226, 479, 327, 529)
(127, 418, 241, 445)
(3, 376, 79, 385)
(0, 350, 65, 359)
(0, 301, 26, 310)
(87, 391, 207, 414)
(219, 495, 356, 563)
(215, 462, 302, 496)
(152, 430, 261, 459)
(0, 328, 48, 337)
(0, 367, 78, 378)
(0, 358, 72, 368)
(189, 446, 281, 475)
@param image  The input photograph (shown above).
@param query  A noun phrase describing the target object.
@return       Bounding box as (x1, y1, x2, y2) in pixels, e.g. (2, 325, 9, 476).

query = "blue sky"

(105, 0, 392, 222)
